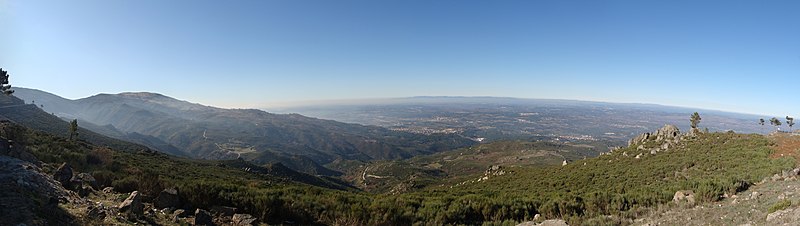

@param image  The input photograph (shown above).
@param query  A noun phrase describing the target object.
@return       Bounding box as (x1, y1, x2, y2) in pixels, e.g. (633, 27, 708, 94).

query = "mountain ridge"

(13, 87, 476, 175)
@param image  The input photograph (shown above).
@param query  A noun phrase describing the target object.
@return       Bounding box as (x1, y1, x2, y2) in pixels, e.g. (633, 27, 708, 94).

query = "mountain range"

(13, 88, 476, 175)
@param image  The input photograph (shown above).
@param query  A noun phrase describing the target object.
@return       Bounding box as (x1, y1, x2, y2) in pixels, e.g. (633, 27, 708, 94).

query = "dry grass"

(769, 132, 800, 163)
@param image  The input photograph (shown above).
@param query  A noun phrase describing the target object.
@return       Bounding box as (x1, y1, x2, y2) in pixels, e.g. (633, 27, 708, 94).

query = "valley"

(2, 87, 798, 225)
(277, 97, 772, 146)
(5, 1, 798, 225)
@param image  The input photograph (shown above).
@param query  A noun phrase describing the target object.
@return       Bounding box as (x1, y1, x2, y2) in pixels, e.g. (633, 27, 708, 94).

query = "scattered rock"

(562, 160, 568, 166)
(766, 208, 794, 222)
(172, 209, 188, 223)
(86, 205, 106, 220)
(538, 219, 569, 226)
(102, 187, 114, 193)
(635, 153, 642, 159)
(118, 191, 143, 218)
(74, 184, 95, 197)
(155, 188, 180, 209)
(673, 190, 695, 205)
(485, 165, 506, 176)
(0, 156, 75, 225)
(71, 173, 98, 189)
(772, 173, 783, 181)
(211, 205, 237, 217)
(53, 163, 73, 185)
(174, 209, 189, 217)
(194, 208, 214, 226)
(749, 191, 761, 200)
(232, 214, 257, 226)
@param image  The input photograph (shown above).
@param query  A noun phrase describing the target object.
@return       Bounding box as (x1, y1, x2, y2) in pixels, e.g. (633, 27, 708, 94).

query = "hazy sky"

(2, 0, 799, 115)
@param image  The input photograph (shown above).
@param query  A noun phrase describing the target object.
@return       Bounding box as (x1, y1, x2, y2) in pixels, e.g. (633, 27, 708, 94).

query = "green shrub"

(769, 199, 792, 213)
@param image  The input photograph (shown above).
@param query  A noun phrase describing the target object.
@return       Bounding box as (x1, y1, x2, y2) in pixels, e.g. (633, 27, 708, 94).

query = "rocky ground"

(0, 154, 261, 226)
(634, 133, 800, 226)
(635, 171, 800, 226)
(0, 155, 77, 225)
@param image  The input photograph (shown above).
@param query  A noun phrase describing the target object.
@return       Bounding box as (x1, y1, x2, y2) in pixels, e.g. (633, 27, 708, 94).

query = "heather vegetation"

(4, 116, 793, 225)
(1, 69, 794, 225)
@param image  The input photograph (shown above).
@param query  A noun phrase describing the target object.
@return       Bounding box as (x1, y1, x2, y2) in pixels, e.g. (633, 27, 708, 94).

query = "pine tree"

(68, 119, 79, 140)
(0, 68, 14, 95)
(690, 112, 702, 129)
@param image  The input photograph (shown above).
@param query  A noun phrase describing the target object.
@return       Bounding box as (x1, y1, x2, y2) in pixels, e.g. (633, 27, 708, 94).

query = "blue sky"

(2, 0, 799, 116)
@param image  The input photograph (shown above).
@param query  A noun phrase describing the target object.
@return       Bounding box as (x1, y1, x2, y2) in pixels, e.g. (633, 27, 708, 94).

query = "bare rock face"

(118, 191, 143, 218)
(673, 190, 695, 205)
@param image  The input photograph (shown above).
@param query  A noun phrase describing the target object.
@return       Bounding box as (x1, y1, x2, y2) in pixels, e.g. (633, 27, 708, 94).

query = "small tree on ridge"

(690, 112, 702, 129)
(0, 68, 14, 95)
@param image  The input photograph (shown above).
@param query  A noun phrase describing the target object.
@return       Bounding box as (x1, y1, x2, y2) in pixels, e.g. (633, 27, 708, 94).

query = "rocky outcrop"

(211, 205, 237, 217)
(673, 190, 695, 205)
(0, 156, 76, 225)
(232, 214, 257, 226)
(629, 125, 683, 147)
(628, 132, 651, 147)
(766, 207, 800, 223)
(769, 168, 800, 182)
(654, 125, 680, 142)
(194, 208, 214, 226)
(155, 188, 181, 209)
(86, 204, 108, 221)
(53, 162, 73, 185)
(626, 125, 689, 157)
(517, 219, 569, 226)
(70, 173, 98, 197)
(118, 191, 143, 218)
(71, 173, 98, 189)
(485, 165, 506, 176)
